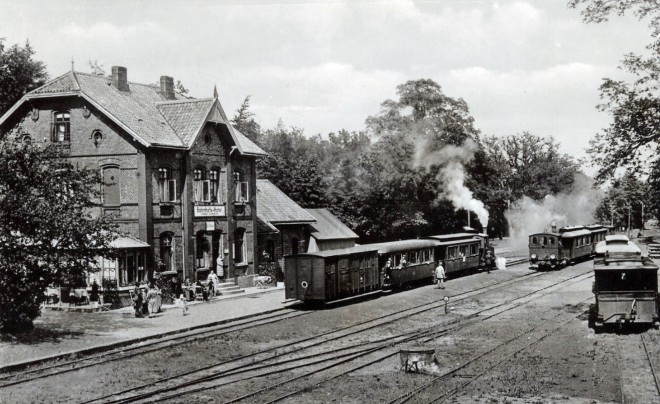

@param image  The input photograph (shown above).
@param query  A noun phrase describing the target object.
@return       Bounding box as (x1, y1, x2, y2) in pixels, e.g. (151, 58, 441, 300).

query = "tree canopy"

(0, 139, 116, 332)
(569, 0, 660, 184)
(0, 38, 48, 117)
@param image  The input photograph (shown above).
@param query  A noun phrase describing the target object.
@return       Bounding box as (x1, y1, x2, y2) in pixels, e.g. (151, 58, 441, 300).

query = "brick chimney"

(160, 76, 175, 100)
(111, 66, 129, 92)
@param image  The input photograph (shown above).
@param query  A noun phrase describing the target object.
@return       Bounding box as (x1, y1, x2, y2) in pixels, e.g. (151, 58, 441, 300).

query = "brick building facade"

(0, 67, 266, 289)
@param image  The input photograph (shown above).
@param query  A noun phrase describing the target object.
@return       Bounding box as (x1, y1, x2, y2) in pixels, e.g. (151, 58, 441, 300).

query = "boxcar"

(284, 246, 380, 303)
(375, 239, 439, 288)
(590, 239, 658, 329)
(427, 233, 484, 275)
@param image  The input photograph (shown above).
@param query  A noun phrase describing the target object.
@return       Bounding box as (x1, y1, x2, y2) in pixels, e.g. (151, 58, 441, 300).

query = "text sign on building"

(194, 205, 226, 217)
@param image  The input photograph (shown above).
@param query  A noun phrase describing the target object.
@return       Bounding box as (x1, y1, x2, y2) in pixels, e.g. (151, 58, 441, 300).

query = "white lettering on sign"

(194, 205, 226, 217)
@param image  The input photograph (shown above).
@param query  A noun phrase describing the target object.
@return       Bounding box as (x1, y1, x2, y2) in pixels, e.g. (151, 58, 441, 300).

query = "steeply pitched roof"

(256, 180, 316, 225)
(157, 98, 215, 147)
(305, 208, 358, 241)
(0, 70, 266, 155)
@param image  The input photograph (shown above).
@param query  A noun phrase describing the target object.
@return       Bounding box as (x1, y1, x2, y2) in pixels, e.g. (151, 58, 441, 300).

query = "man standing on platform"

(435, 262, 446, 289)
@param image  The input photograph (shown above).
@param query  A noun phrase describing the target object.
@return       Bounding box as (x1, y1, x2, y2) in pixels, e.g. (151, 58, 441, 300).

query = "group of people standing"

(132, 281, 161, 318)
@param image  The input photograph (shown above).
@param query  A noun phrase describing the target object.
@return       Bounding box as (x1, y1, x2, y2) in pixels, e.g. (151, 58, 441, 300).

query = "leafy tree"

(231, 96, 261, 144)
(569, 0, 660, 183)
(480, 132, 578, 201)
(364, 79, 484, 238)
(595, 172, 649, 229)
(257, 122, 327, 208)
(0, 139, 116, 333)
(0, 38, 48, 117)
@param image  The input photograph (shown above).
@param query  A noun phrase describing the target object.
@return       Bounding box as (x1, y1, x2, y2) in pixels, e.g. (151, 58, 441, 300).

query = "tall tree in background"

(364, 79, 483, 239)
(257, 121, 327, 208)
(569, 0, 660, 184)
(481, 133, 578, 202)
(0, 139, 117, 333)
(0, 39, 48, 117)
(595, 173, 650, 230)
(231, 96, 261, 144)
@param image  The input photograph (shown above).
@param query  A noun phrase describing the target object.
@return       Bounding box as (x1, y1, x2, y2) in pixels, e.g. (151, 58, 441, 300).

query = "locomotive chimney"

(551, 221, 557, 233)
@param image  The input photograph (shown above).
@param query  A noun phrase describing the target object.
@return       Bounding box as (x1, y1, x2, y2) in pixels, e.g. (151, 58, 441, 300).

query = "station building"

(0, 66, 267, 289)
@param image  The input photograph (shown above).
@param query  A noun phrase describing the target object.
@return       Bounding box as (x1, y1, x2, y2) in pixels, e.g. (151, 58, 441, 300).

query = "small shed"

(305, 208, 359, 252)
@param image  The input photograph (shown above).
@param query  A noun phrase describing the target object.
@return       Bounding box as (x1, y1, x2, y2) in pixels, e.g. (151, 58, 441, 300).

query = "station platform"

(0, 285, 287, 372)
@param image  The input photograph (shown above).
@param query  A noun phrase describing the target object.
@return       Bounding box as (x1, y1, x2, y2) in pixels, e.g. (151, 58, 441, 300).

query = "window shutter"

(168, 179, 177, 202)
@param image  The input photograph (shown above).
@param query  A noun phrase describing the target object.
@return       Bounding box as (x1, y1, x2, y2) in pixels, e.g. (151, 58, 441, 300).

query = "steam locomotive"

(284, 231, 495, 303)
(528, 224, 609, 270)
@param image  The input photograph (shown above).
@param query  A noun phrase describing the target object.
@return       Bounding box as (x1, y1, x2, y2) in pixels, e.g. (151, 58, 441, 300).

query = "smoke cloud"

(505, 173, 603, 252)
(413, 136, 489, 229)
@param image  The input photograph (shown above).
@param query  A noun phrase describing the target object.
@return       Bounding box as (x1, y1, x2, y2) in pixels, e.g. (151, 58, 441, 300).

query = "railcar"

(589, 237, 659, 330)
(373, 239, 439, 288)
(284, 245, 380, 303)
(426, 233, 487, 275)
(529, 225, 608, 270)
(285, 232, 497, 303)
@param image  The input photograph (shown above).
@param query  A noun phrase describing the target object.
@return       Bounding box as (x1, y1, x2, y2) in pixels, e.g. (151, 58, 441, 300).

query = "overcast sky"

(0, 0, 652, 161)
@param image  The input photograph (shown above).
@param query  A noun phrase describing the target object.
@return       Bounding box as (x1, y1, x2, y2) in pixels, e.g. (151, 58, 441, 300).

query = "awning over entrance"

(110, 237, 150, 249)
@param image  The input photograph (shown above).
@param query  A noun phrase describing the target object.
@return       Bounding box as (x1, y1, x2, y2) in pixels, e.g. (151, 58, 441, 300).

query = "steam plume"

(505, 173, 603, 252)
(413, 136, 489, 229)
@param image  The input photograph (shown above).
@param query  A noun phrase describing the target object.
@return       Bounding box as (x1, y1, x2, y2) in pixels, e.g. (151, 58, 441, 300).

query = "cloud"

(440, 63, 615, 158)
(219, 62, 406, 134)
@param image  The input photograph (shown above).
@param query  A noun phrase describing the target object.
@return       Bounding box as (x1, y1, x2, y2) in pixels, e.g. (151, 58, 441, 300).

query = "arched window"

(21, 133, 32, 143)
(196, 231, 211, 268)
(158, 167, 177, 202)
(234, 169, 249, 203)
(209, 169, 220, 203)
(102, 165, 120, 207)
(234, 228, 246, 263)
(160, 232, 175, 271)
(52, 111, 70, 142)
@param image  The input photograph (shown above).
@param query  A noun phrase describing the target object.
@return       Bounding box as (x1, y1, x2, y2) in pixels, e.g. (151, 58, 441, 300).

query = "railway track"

(0, 265, 544, 393)
(0, 310, 310, 388)
(85, 268, 595, 403)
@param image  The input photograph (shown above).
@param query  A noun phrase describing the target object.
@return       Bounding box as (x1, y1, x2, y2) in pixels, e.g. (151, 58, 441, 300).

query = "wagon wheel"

(588, 305, 597, 330)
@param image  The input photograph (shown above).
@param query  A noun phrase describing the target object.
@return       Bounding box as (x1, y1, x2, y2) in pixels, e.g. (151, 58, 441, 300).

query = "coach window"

(532, 237, 538, 245)
(549, 237, 555, 245)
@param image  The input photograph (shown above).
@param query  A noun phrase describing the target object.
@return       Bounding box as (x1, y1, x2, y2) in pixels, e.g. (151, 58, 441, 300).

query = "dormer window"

(52, 112, 70, 143)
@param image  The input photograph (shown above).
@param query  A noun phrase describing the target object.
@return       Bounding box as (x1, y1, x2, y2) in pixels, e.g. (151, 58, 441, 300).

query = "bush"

(155, 276, 175, 304)
(258, 261, 284, 283)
